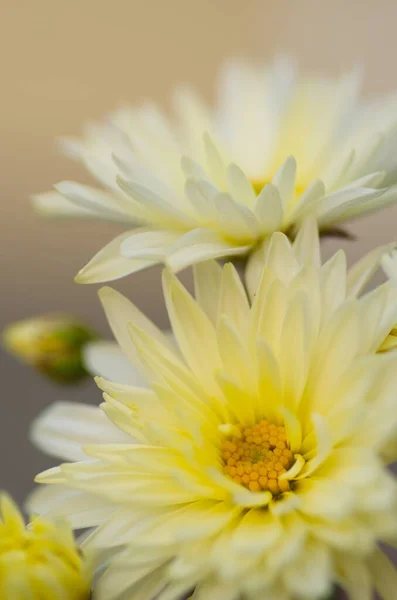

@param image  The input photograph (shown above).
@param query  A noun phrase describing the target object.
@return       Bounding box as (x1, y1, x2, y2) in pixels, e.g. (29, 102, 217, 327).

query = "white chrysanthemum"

(33, 59, 397, 282)
(31, 220, 397, 600)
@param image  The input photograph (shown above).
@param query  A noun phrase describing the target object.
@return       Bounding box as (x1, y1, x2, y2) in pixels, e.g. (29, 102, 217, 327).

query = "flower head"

(33, 59, 397, 282)
(0, 494, 90, 599)
(32, 220, 397, 599)
(3, 314, 97, 383)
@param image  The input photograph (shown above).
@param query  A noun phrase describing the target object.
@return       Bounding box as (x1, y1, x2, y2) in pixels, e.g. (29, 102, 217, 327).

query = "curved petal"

(98, 286, 174, 374)
(30, 401, 129, 461)
(120, 229, 180, 260)
(55, 181, 134, 220)
(167, 228, 250, 273)
(75, 231, 157, 284)
(32, 191, 120, 221)
(26, 485, 114, 529)
(83, 341, 148, 386)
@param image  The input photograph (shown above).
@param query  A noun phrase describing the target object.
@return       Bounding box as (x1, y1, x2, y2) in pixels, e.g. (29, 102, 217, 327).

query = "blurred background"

(2, 0, 397, 504)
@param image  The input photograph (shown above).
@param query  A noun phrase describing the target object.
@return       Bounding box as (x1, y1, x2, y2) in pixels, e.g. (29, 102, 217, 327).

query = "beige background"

(2, 0, 397, 504)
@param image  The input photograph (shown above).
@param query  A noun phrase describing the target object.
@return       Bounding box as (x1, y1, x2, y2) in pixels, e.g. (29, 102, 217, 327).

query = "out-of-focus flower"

(31, 220, 397, 599)
(33, 58, 397, 282)
(0, 493, 90, 599)
(3, 314, 97, 383)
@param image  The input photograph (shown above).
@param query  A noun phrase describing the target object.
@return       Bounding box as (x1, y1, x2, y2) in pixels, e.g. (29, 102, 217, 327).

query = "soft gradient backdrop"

(2, 0, 397, 503)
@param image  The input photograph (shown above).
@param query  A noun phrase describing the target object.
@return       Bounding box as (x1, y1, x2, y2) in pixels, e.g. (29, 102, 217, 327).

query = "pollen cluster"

(221, 420, 294, 495)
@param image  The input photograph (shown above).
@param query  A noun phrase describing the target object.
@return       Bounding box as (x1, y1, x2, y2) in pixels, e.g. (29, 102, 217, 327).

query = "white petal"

(367, 286, 397, 352)
(162, 270, 222, 393)
(75, 230, 156, 284)
(319, 250, 347, 325)
(83, 341, 148, 386)
(284, 539, 332, 599)
(203, 132, 228, 190)
(120, 229, 180, 260)
(341, 185, 397, 220)
(339, 171, 385, 190)
(185, 178, 220, 224)
(279, 292, 311, 411)
(117, 177, 194, 229)
(186, 178, 259, 240)
(31, 191, 120, 221)
(227, 163, 256, 207)
(298, 478, 354, 520)
(218, 262, 250, 331)
(30, 401, 128, 461)
(193, 260, 223, 325)
(96, 555, 167, 600)
(286, 179, 325, 225)
(347, 243, 396, 297)
(300, 413, 333, 477)
(55, 180, 134, 220)
(292, 216, 321, 269)
(212, 192, 259, 240)
(382, 248, 397, 280)
(232, 509, 282, 554)
(317, 187, 384, 227)
(180, 155, 207, 179)
(27, 486, 114, 528)
(255, 184, 284, 233)
(263, 232, 300, 285)
(113, 153, 182, 206)
(272, 156, 297, 210)
(167, 229, 250, 272)
(244, 242, 268, 299)
(98, 286, 173, 373)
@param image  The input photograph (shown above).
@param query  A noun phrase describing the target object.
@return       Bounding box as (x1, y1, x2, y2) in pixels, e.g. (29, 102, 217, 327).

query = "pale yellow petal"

(75, 231, 156, 284)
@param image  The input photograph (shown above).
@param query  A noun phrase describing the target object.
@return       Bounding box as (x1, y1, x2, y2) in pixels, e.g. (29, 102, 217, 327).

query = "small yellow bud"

(2, 314, 97, 384)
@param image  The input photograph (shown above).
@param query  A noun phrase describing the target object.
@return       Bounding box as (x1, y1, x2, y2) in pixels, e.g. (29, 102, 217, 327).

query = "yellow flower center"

(221, 419, 293, 495)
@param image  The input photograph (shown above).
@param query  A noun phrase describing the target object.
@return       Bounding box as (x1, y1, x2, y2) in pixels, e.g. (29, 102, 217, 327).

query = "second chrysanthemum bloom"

(0, 494, 90, 599)
(34, 59, 397, 282)
(30, 220, 397, 599)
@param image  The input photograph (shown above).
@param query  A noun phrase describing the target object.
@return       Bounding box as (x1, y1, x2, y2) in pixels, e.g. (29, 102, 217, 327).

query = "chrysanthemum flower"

(33, 59, 397, 282)
(0, 494, 90, 599)
(31, 220, 397, 599)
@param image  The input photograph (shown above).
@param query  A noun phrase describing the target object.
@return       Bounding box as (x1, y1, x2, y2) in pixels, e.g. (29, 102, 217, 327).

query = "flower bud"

(3, 314, 97, 383)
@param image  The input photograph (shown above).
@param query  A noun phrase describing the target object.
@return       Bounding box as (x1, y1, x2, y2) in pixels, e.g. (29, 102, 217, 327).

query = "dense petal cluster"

(33, 59, 397, 282)
(0, 494, 90, 599)
(31, 220, 397, 600)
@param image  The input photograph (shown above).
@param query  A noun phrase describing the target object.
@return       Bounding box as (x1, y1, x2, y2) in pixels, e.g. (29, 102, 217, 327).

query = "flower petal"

(84, 341, 148, 386)
(75, 231, 156, 284)
(31, 402, 128, 461)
